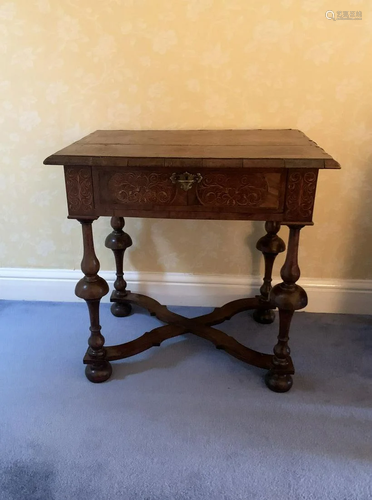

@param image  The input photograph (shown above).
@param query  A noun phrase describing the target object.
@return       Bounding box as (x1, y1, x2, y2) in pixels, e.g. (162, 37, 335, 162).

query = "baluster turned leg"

(75, 219, 111, 383)
(105, 216, 133, 317)
(253, 221, 285, 324)
(266, 225, 308, 392)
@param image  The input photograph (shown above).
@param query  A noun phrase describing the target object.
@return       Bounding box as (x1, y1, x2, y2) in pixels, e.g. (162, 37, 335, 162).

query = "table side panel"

(283, 169, 319, 222)
(64, 166, 95, 216)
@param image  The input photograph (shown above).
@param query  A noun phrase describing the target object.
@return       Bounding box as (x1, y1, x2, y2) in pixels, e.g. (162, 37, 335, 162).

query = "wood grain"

(44, 129, 340, 168)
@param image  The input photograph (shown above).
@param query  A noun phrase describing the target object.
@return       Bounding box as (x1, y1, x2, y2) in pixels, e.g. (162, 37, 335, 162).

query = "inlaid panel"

(64, 166, 94, 215)
(94, 167, 285, 217)
(194, 172, 281, 209)
(108, 171, 178, 205)
(284, 169, 318, 222)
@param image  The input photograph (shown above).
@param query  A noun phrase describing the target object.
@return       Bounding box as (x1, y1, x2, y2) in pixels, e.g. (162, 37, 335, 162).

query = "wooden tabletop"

(44, 129, 340, 169)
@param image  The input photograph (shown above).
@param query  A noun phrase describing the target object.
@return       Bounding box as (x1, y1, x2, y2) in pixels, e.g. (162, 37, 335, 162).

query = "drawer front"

(190, 171, 284, 211)
(94, 167, 286, 216)
(95, 168, 187, 209)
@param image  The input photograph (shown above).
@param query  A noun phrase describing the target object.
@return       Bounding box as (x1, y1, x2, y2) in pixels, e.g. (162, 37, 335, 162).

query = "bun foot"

(111, 302, 132, 317)
(85, 361, 112, 383)
(253, 308, 275, 324)
(265, 372, 293, 393)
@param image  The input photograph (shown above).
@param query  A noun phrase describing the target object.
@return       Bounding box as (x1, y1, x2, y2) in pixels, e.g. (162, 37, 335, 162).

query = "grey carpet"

(0, 300, 372, 500)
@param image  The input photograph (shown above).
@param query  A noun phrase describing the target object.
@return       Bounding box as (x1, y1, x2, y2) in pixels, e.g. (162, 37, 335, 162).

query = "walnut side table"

(44, 129, 339, 393)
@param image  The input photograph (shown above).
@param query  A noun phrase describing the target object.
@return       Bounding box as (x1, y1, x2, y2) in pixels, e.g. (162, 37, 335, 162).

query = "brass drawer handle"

(170, 172, 203, 191)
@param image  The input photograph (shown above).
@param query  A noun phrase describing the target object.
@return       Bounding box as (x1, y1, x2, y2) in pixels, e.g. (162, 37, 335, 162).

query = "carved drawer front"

(190, 170, 285, 212)
(91, 166, 287, 220)
(95, 167, 285, 212)
(95, 168, 188, 209)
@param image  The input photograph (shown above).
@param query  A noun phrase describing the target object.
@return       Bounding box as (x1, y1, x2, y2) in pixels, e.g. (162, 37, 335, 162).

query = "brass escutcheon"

(170, 172, 203, 191)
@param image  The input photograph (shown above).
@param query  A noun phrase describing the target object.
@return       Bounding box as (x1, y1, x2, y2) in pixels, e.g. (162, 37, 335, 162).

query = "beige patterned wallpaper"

(0, 0, 371, 280)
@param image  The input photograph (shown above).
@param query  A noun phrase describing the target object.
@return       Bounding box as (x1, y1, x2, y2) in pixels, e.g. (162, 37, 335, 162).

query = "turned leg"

(75, 219, 111, 383)
(253, 221, 285, 324)
(266, 225, 308, 393)
(105, 216, 133, 317)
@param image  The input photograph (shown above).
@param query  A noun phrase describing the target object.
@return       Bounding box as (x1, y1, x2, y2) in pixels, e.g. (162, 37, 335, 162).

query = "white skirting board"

(0, 268, 371, 315)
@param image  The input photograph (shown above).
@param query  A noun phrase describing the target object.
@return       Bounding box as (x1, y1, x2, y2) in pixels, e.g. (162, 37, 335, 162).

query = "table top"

(44, 129, 340, 169)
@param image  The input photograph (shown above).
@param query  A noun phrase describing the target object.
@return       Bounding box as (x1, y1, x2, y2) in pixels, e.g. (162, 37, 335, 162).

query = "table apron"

(63, 165, 318, 224)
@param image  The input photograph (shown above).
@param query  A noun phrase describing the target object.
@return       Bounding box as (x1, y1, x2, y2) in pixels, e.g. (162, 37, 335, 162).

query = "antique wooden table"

(44, 130, 339, 392)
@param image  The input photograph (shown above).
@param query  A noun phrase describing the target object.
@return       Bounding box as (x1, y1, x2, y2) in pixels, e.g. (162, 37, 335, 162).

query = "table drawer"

(93, 166, 285, 214)
(188, 170, 285, 211)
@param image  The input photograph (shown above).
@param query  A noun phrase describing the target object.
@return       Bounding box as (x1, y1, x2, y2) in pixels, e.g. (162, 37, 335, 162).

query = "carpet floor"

(0, 300, 372, 500)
